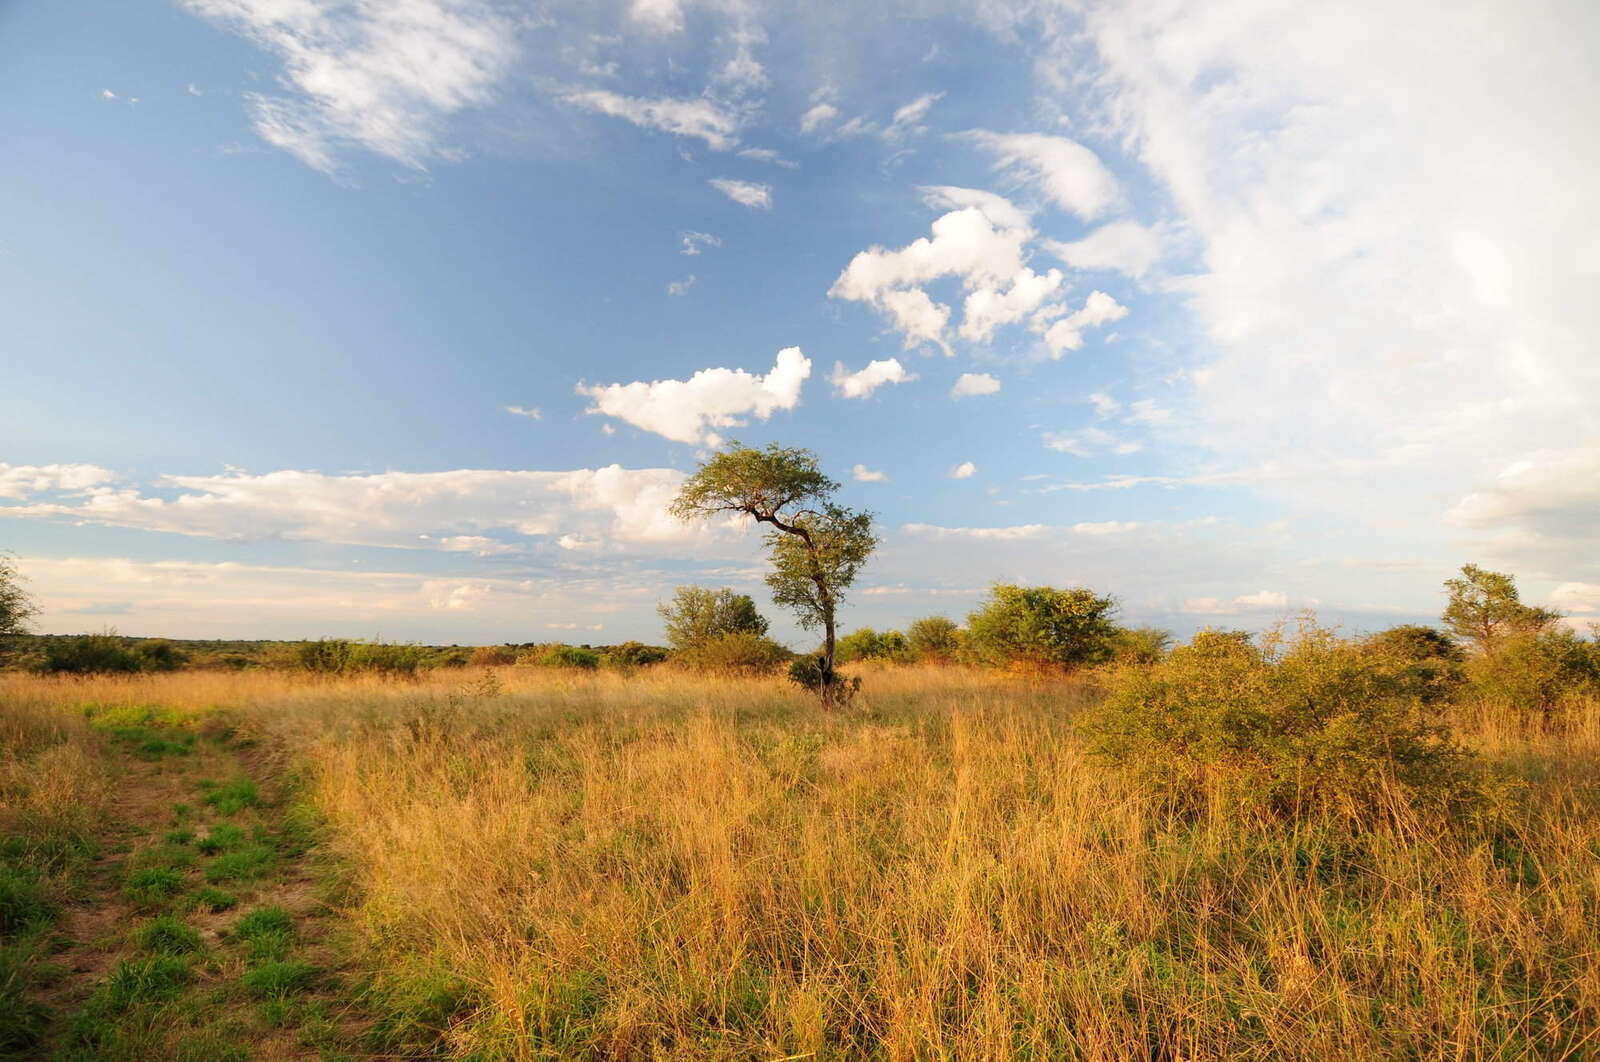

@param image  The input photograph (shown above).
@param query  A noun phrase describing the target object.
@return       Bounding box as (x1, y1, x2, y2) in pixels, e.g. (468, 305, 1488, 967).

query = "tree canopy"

(0, 553, 38, 637)
(1442, 564, 1558, 654)
(657, 586, 769, 651)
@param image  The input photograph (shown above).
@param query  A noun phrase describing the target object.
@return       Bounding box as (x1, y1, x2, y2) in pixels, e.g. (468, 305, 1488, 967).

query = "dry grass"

(6, 665, 1600, 1059)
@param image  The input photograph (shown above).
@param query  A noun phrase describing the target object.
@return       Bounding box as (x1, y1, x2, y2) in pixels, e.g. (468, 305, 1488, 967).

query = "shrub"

(837, 628, 912, 664)
(1362, 624, 1465, 704)
(1107, 626, 1173, 667)
(40, 633, 145, 675)
(787, 654, 860, 705)
(658, 586, 769, 650)
(906, 616, 962, 662)
(523, 644, 600, 670)
(600, 641, 670, 670)
(294, 638, 427, 678)
(132, 639, 187, 672)
(1085, 621, 1494, 824)
(965, 584, 1119, 672)
(1463, 629, 1599, 714)
(469, 645, 518, 667)
(676, 631, 792, 675)
(293, 638, 353, 674)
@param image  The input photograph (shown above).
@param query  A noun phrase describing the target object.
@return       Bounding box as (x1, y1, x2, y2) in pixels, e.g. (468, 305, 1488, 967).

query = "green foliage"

(524, 643, 601, 670)
(100, 955, 193, 1007)
(676, 631, 792, 674)
(136, 915, 202, 955)
(40, 632, 145, 674)
(202, 779, 260, 815)
(1108, 626, 1173, 666)
(0, 863, 54, 940)
(965, 584, 1119, 671)
(469, 645, 519, 667)
(131, 639, 187, 672)
(204, 844, 274, 883)
(906, 616, 962, 662)
(196, 823, 247, 854)
(0, 942, 52, 1055)
(1086, 622, 1495, 824)
(787, 655, 860, 705)
(600, 641, 670, 670)
(1442, 564, 1559, 654)
(0, 553, 37, 637)
(763, 505, 877, 634)
(1362, 624, 1465, 703)
(1463, 629, 1600, 714)
(837, 627, 912, 664)
(188, 887, 237, 913)
(241, 959, 318, 999)
(658, 586, 769, 650)
(123, 867, 185, 908)
(232, 906, 295, 961)
(294, 638, 429, 678)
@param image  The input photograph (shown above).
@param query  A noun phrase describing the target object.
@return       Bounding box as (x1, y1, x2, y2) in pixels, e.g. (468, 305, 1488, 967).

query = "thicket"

(37, 634, 189, 675)
(292, 639, 429, 678)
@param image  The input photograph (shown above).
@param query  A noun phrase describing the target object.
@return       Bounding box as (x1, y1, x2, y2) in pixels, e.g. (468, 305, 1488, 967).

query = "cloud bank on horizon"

(3, 0, 1596, 642)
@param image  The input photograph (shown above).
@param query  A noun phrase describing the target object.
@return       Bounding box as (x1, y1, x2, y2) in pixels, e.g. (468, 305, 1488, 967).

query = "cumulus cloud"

(852, 464, 887, 483)
(183, 0, 521, 172)
(577, 347, 810, 445)
(0, 463, 116, 499)
(1045, 221, 1165, 278)
(960, 267, 1063, 342)
(950, 461, 976, 479)
(962, 130, 1120, 219)
(709, 177, 772, 209)
(829, 358, 917, 399)
(950, 372, 1000, 398)
(1040, 291, 1128, 357)
(565, 90, 739, 151)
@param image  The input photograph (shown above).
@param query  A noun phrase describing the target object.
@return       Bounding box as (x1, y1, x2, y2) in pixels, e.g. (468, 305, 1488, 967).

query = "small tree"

(0, 552, 39, 636)
(670, 443, 877, 702)
(1442, 564, 1558, 655)
(657, 586, 769, 651)
(907, 616, 962, 662)
(965, 583, 1118, 671)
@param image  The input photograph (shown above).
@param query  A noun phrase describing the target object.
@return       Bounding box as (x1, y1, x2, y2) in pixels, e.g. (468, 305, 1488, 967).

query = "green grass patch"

(0, 863, 55, 941)
(127, 842, 195, 872)
(165, 828, 196, 846)
(171, 803, 192, 823)
(196, 824, 247, 855)
(101, 955, 194, 1008)
(123, 867, 185, 908)
(202, 779, 261, 816)
(232, 906, 294, 961)
(0, 942, 53, 1056)
(189, 887, 238, 913)
(204, 845, 274, 884)
(241, 959, 318, 1000)
(136, 916, 203, 956)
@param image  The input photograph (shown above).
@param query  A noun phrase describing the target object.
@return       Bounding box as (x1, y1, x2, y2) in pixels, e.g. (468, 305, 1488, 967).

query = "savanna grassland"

(4, 657, 1599, 1061)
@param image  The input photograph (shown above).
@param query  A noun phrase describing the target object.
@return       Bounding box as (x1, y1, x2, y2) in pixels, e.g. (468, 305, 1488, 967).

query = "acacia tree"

(670, 443, 877, 701)
(1442, 563, 1558, 655)
(0, 552, 38, 636)
(657, 586, 769, 650)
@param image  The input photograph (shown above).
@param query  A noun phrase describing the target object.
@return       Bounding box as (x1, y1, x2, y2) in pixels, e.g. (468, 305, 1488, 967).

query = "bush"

(1362, 624, 1465, 704)
(40, 633, 145, 675)
(294, 638, 428, 678)
(469, 645, 518, 667)
(837, 627, 912, 664)
(600, 641, 670, 670)
(906, 616, 962, 662)
(1107, 626, 1172, 667)
(1463, 629, 1599, 714)
(787, 654, 860, 705)
(676, 631, 792, 675)
(132, 639, 187, 672)
(658, 586, 769, 651)
(965, 584, 1119, 672)
(522, 644, 600, 670)
(1085, 621, 1494, 824)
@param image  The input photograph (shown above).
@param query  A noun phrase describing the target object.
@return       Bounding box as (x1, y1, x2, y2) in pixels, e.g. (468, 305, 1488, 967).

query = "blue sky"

(3, 0, 1597, 645)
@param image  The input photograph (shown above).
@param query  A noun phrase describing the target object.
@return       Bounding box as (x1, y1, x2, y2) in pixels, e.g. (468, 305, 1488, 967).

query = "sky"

(3, 0, 1598, 646)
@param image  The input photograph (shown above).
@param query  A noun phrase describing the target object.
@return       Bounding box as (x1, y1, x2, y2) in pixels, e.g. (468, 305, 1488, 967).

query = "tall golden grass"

(6, 665, 1599, 1059)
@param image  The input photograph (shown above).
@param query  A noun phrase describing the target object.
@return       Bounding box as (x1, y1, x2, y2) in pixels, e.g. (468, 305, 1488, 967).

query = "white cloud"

(1043, 426, 1142, 457)
(963, 130, 1120, 220)
(679, 230, 720, 255)
(427, 581, 493, 611)
(0, 463, 116, 499)
(666, 275, 696, 296)
(187, 83, 202, 96)
(1071, 521, 1140, 535)
(950, 461, 976, 479)
(877, 289, 952, 354)
(184, 0, 520, 172)
(1125, 400, 1172, 425)
(1045, 221, 1165, 278)
(736, 147, 793, 167)
(577, 346, 810, 445)
(709, 177, 771, 209)
(101, 89, 116, 100)
(851, 464, 887, 483)
(829, 358, 917, 399)
(1087, 392, 1121, 419)
(565, 90, 739, 151)
(920, 185, 1032, 233)
(627, 0, 683, 34)
(799, 102, 838, 134)
(950, 373, 1000, 398)
(1040, 291, 1128, 357)
(504, 405, 542, 419)
(1183, 590, 1289, 614)
(1550, 583, 1600, 614)
(905, 522, 1045, 540)
(6, 465, 699, 552)
(1234, 590, 1289, 609)
(886, 92, 942, 139)
(960, 267, 1063, 342)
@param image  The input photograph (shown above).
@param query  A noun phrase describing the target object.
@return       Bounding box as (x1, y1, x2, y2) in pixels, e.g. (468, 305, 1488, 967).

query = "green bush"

(658, 586, 769, 651)
(1463, 629, 1599, 714)
(675, 631, 792, 675)
(523, 644, 601, 670)
(294, 638, 427, 678)
(1107, 626, 1173, 667)
(906, 616, 962, 662)
(1085, 622, 1495, 824)
(1361, 624, 1465, 704)
(787, 654, 860, 705)
(39, 632, 145, 674)
(965, 584, 1119, 672)
(837, 628, 912, 664)
(600, 641, 670, 670)
(132, 639, 187, 671)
